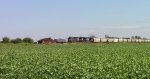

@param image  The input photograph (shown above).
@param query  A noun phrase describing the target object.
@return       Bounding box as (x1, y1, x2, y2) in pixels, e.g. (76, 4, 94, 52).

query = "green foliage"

(1, 43, 150, 78)
(11, 38, 22, 44)
(23, 37, 34, 44)
(131, 36, 142, 39)
(2, 37, 10, 43)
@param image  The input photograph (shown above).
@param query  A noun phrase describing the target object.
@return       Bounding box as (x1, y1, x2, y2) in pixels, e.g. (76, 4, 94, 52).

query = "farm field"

(1, 43, 150, 79)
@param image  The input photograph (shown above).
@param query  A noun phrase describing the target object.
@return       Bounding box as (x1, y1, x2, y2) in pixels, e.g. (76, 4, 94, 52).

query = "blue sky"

(0, 0, 150, 40)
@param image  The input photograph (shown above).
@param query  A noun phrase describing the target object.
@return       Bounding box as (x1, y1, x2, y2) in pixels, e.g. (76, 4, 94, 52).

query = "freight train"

(68, 37, 150, 43)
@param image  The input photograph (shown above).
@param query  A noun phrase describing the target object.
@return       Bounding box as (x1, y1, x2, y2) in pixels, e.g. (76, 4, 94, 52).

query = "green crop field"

(1, 43, 150, 79)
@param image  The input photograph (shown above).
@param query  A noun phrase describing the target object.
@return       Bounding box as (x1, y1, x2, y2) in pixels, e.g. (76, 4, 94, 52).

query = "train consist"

(68, 37, 150, 43)
(37, 36, 150, 44)
(93, 38, 150, 43)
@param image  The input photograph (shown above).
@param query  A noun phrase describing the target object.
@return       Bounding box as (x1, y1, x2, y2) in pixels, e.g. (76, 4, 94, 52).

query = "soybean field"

(1, 43, 150, 79)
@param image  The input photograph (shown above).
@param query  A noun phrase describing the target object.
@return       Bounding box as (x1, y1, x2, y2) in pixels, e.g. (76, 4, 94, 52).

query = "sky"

(0, 0, 150, 41)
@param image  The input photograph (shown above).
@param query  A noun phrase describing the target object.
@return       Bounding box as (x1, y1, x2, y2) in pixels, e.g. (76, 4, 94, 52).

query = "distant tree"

(11, 38, 22, 44)
(105, 35, 110, 38)
(131, 36, 135, 39)
(132, 36, 142, 39)
(2, 37, 10, 43)
(89, 34, 97, 38)
(34, 42, 38, 44)
(15, 38, 22, 43)
(135, 36, 141, 39)
(143, 38, 147, 40)
(23, 37, 34, 44)
(10, 39, 16, 44)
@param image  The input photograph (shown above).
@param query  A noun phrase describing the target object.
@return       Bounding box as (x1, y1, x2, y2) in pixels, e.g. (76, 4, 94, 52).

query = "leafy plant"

(0, 43, 150, 78)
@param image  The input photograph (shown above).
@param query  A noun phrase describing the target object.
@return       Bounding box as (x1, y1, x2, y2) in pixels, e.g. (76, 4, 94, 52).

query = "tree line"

(0, 37, 34, 44)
